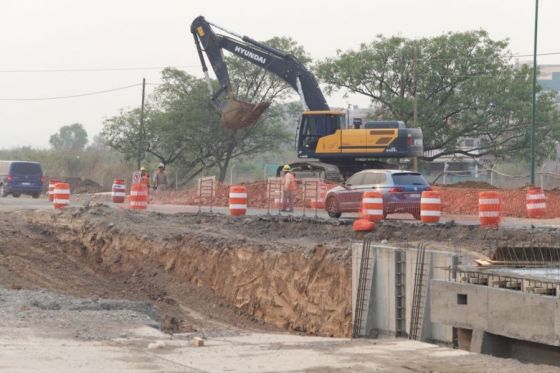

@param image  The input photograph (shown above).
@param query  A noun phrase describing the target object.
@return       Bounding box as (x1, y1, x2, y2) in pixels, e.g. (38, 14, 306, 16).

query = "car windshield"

(12, 163, 42, 175)
(392, 173, 427, 185)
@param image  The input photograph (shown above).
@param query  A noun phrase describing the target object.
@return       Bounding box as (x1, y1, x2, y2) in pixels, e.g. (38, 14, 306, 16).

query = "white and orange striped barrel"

(361, 191, 383, 222)
(48, 179, 59, 202)
(526, 186, 546, 218)
(229, 185, 247, 216)
(112, 179, 126, 203)
(420, 190, 441, 224)
(53, 182, 70, 209)
(129, 183, 148, 210)
(479, 191, 501, 228)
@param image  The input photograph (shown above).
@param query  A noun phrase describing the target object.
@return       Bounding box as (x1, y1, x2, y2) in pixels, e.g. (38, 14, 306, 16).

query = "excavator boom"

(191, 16, 328, 128)
(190, 16, 423, 181)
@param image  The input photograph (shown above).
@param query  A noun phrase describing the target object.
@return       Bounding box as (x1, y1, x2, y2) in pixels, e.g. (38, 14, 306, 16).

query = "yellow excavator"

(191, 16, 423, 181)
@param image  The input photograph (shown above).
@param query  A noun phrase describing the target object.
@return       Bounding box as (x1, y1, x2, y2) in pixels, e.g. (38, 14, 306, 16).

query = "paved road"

(2, 194, 559, 229)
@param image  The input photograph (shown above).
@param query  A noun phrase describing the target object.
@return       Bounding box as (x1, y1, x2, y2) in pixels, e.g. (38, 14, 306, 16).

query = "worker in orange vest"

(281, 164, 296, 212)
(140, 167, 150, 189)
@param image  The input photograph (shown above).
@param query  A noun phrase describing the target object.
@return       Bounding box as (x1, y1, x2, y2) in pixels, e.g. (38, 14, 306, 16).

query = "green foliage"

(49, 123, 88, 152)
(315, 30, 560, 162)
(0, 142, 133, 187)
(227, 36, 312, 104)
(102, 67, 292, 183)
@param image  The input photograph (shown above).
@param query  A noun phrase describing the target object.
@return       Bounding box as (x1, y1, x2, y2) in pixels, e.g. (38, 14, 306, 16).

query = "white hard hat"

(158, 163, 165, 168)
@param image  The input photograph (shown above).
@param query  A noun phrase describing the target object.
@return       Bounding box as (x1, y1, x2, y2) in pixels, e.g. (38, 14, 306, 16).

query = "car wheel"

(12, 193, 21, 198)
(0, 185, 7, 197)
(326, 196, 342, 219)
(32, 193, 40, 199)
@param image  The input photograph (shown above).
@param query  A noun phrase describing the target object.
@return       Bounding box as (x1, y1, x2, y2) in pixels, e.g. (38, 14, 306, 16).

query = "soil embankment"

(4, 204, 560, 338)
(23, 205, 354, 337)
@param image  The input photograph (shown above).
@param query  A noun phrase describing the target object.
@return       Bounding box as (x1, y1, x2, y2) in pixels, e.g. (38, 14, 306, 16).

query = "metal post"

(138, 78, 146, 170)
(230, 164, 235, 185)
(530, 0, 539, 185)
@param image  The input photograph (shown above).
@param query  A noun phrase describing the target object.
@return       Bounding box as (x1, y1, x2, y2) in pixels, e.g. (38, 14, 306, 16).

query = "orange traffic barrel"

(361, 191, 384, 222)
(229, 185, 247, 216)
(526, 186, 546, 218)
(353, 218, 375, 232)
(48, 179, 59, 202)
(479, 191, 501, 228)
(129, 183, 148, 210)
(53, 182, 70, 209)
(112, 179, 126, 203)
(420, 190, 441, 224)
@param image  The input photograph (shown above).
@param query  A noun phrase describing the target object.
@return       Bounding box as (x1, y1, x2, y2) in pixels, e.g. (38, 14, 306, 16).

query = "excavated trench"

(6, 204, 560, 339)
(23, 205, 353, 337)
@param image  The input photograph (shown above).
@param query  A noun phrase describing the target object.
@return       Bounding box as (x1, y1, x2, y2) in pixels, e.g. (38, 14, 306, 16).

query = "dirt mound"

(49, 177, 106, 194)
(221, 98, 270, 129)
(445, 180, 497, 189)
(155, 180, 339, 209)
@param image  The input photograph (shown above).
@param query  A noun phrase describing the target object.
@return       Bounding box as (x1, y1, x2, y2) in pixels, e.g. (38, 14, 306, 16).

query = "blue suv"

(324, 169, 431, 219)
(0, 161, 44, 198)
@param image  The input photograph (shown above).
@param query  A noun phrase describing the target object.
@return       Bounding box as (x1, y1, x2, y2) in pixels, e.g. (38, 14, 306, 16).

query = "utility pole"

(412, 48, 419, 172)
(137, 77, 146, 170)
(530, 0, 539, 185)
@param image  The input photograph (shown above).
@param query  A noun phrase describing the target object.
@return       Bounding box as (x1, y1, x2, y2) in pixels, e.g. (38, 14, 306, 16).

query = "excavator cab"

(297, 111, 345, 158)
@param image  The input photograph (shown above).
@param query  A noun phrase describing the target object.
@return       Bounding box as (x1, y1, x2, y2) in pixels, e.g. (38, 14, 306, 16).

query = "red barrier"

(129, 183, 148, 210)
(361, 191, 384, 222)
(112, 179, 126, 203)
(526, 187, 546, 218)
(48, 179, 59, 202)
(53, 182, 70, 209)
(420, 191, 441, 224)
(229, 185, 247, 216)
(479, 191, 501, 228)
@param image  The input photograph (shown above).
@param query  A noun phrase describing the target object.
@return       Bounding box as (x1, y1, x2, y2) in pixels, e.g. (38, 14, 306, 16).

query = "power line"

(0, 83, 159, 101)
(0, 65, 199, 73)
(0, 51, 558, 74)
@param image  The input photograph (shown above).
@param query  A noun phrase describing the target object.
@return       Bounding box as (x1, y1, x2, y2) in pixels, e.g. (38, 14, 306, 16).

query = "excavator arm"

(190, 16, 328, 128)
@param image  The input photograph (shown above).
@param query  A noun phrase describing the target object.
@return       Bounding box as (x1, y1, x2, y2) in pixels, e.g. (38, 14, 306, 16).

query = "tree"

(102, 68, 291, 183)
(101, 108, 147, 167)
(315, 31, 560, 162)
(152, 67, 290, 182)
(49, 123, 88, 152)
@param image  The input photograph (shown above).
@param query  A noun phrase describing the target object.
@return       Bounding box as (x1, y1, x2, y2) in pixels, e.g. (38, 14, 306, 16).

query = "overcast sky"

(1, 0, 558, 149)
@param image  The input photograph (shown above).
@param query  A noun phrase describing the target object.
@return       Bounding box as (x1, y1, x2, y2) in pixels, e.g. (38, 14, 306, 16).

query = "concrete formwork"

(352, 242, 455, 343)
(431, 279, 560, 365)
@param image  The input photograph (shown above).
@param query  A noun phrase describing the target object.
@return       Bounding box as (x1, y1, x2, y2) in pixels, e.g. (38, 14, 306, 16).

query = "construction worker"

(281, 164, 296, 212)
(140, 167, 150, 189)
(153, 163, 168, 191)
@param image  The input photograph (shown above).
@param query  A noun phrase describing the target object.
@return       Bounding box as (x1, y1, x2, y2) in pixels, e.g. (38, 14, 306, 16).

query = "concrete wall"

(431, 280, 560, 347)
(352, 243, 455, 343)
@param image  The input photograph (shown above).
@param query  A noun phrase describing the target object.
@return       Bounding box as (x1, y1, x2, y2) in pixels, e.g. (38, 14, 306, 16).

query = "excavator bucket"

(221, 98, 270, 129)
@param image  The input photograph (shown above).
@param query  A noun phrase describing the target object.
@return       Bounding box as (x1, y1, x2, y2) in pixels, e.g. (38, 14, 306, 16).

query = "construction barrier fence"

(153, 178, 560, 227)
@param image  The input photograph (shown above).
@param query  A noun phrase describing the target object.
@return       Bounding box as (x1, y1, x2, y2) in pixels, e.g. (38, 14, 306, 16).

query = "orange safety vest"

(141, 173, 150, 187)
(284, 172, 296, 191)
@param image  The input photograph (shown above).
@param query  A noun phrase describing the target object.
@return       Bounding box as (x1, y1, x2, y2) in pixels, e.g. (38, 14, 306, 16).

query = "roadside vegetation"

(1, 30, 558, 187)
